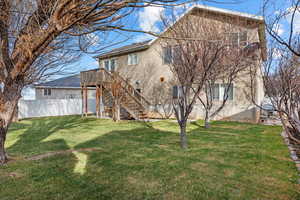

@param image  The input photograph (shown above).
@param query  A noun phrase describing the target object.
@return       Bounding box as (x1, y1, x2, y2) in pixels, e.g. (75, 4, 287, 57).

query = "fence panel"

(18, 99, 96, 119)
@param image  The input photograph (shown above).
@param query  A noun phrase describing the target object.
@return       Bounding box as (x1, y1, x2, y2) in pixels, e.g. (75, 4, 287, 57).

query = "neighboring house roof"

(34, 74, 81, 89)
(96, 4, 267, 60)
(96, 40, 152, 59)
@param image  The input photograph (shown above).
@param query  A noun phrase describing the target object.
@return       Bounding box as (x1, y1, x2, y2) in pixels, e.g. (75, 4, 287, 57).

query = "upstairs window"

(228, 31, 248, 47)
(163, 46, 172, 64)
(103, 59, 117, 72)
(44, 88, 51, 96)
(128, 53, 138, 65)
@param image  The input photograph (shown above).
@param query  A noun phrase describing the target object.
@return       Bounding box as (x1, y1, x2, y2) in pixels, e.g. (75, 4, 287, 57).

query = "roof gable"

(96, 5, 266, 60)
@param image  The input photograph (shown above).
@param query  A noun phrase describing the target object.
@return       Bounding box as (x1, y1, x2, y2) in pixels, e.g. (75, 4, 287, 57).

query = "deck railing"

(80, 69, 112, 85)
(80, 68, 151, 110)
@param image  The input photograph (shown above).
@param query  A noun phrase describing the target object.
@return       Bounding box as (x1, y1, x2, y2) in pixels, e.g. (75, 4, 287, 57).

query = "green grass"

(0, 116, 299, 200)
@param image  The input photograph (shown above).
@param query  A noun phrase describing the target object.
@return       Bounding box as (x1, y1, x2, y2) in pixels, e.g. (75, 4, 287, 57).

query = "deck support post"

(96, 85, 100, 118)
(84, 86, 88, 117)
(81, 86, 84, 117)
(99, 84, 103, 118)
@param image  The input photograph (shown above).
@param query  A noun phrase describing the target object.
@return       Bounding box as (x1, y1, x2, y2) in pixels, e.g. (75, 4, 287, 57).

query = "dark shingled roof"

(96, 40, 152, 59)
(35, 74, 81, 88)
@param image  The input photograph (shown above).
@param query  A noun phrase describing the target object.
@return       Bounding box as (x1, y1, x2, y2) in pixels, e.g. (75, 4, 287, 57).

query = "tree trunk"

(0, 127, 7, 164)
(180, 123, 188, 149)
(204, 114, 211, 129)
(0, 86, 21, 165)
(113, 101, 120, 122)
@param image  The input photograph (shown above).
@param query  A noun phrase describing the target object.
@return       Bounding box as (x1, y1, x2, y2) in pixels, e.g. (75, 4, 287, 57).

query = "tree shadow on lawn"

(2, 120, 300, 200)
(7, 116, 98, 157)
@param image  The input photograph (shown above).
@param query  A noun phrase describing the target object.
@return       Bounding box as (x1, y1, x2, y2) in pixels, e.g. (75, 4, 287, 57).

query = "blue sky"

(24, 0, 292, 99)
(76, 0, 265, 72)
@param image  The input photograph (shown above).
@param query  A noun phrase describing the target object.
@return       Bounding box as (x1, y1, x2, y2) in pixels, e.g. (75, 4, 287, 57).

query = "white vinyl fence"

(18, 99, 97, 119)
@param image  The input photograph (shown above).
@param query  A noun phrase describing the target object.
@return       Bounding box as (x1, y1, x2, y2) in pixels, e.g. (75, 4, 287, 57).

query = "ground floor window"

(43, 88, 51, 96)
(212, 84, 233, 100)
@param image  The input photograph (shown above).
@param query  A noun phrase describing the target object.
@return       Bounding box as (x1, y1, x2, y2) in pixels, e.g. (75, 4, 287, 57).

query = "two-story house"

(80, 5, 266, 122)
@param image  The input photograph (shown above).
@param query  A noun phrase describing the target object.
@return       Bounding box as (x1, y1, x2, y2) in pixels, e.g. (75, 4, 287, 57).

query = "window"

(163, 46, 172, 64)
(211, 84, 233, 100)
(229, 33, 239, 46)
(67, 94, 77, 99)
(239, 32, 248, 46)
(103, 59, 117, 72)
(110, 59, 116, 72)
(172, 45, 182, 64)
(173, 85, 185, 98)
(212, 84, 220, 100)
(104, 60, 110, 70)
(128, 53, 138, 65)
(228, 31, 248, 47)
(44, 88, 51, 96)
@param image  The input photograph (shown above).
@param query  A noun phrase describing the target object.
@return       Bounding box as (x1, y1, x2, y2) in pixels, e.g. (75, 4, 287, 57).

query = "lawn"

(0, 116, 299, 200)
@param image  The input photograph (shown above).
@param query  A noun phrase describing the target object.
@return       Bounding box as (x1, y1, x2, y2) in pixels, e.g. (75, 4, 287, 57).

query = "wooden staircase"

(80, 68, 151, 120)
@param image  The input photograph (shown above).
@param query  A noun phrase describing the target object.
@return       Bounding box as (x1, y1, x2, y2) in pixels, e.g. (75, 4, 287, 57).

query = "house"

(80, 5, 266, 122)
(35, 74, 96, 99)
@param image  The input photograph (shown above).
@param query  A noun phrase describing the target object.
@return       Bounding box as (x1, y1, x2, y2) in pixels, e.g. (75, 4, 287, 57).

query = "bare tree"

(160, 11, 232, 148)
(111, 75, 124, 121)
(160, 6, 263, 147)
(260, 0, 300, 144)
(263, 0, 300, 57)
(252, 41, 300, 143)
(199, 44, 258, 128)
(0, 0, 209, 164)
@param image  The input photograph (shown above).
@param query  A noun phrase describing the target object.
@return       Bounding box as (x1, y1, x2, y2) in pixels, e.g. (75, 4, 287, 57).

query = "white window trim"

(102, 59, 117, 71)
(213, 84, 234, 101)
(228, 31, 248, 47)
(128, 53, 138, 65)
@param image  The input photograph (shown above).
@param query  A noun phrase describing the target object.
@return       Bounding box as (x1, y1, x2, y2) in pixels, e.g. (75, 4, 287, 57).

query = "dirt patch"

(224, 169, 235, 177)
(7, 171, 24, 179)
(127, 175, 160, 189)
(190, 162, 209, 172)
(163, 192, 186, 200)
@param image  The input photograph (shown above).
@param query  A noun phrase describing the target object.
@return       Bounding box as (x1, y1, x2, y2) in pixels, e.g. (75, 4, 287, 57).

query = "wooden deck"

(80, 69, 112, 86)
(80, 68, 151, 120)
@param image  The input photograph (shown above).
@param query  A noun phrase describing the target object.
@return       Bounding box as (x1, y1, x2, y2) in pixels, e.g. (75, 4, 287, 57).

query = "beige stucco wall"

(35, 88, 96, 100)
(98, 11, 265, 122)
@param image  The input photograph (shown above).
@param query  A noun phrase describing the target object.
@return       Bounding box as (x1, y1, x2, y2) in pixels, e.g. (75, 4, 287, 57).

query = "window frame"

(163, 46, 173, 64)
(43, 88, 51, 96)
(211, 83, 234, 101)
(228, 31, 248, 47)
(103, 58, 117, 72)
(128, 53, 138, 65)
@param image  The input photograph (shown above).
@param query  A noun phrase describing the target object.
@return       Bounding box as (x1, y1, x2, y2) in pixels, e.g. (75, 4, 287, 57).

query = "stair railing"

(99, 68, 151, 111)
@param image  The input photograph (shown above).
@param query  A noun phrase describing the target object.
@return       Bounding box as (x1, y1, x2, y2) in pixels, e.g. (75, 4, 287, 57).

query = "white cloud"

(286, 7, 300, 33)
(138, 6, 164, 32)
